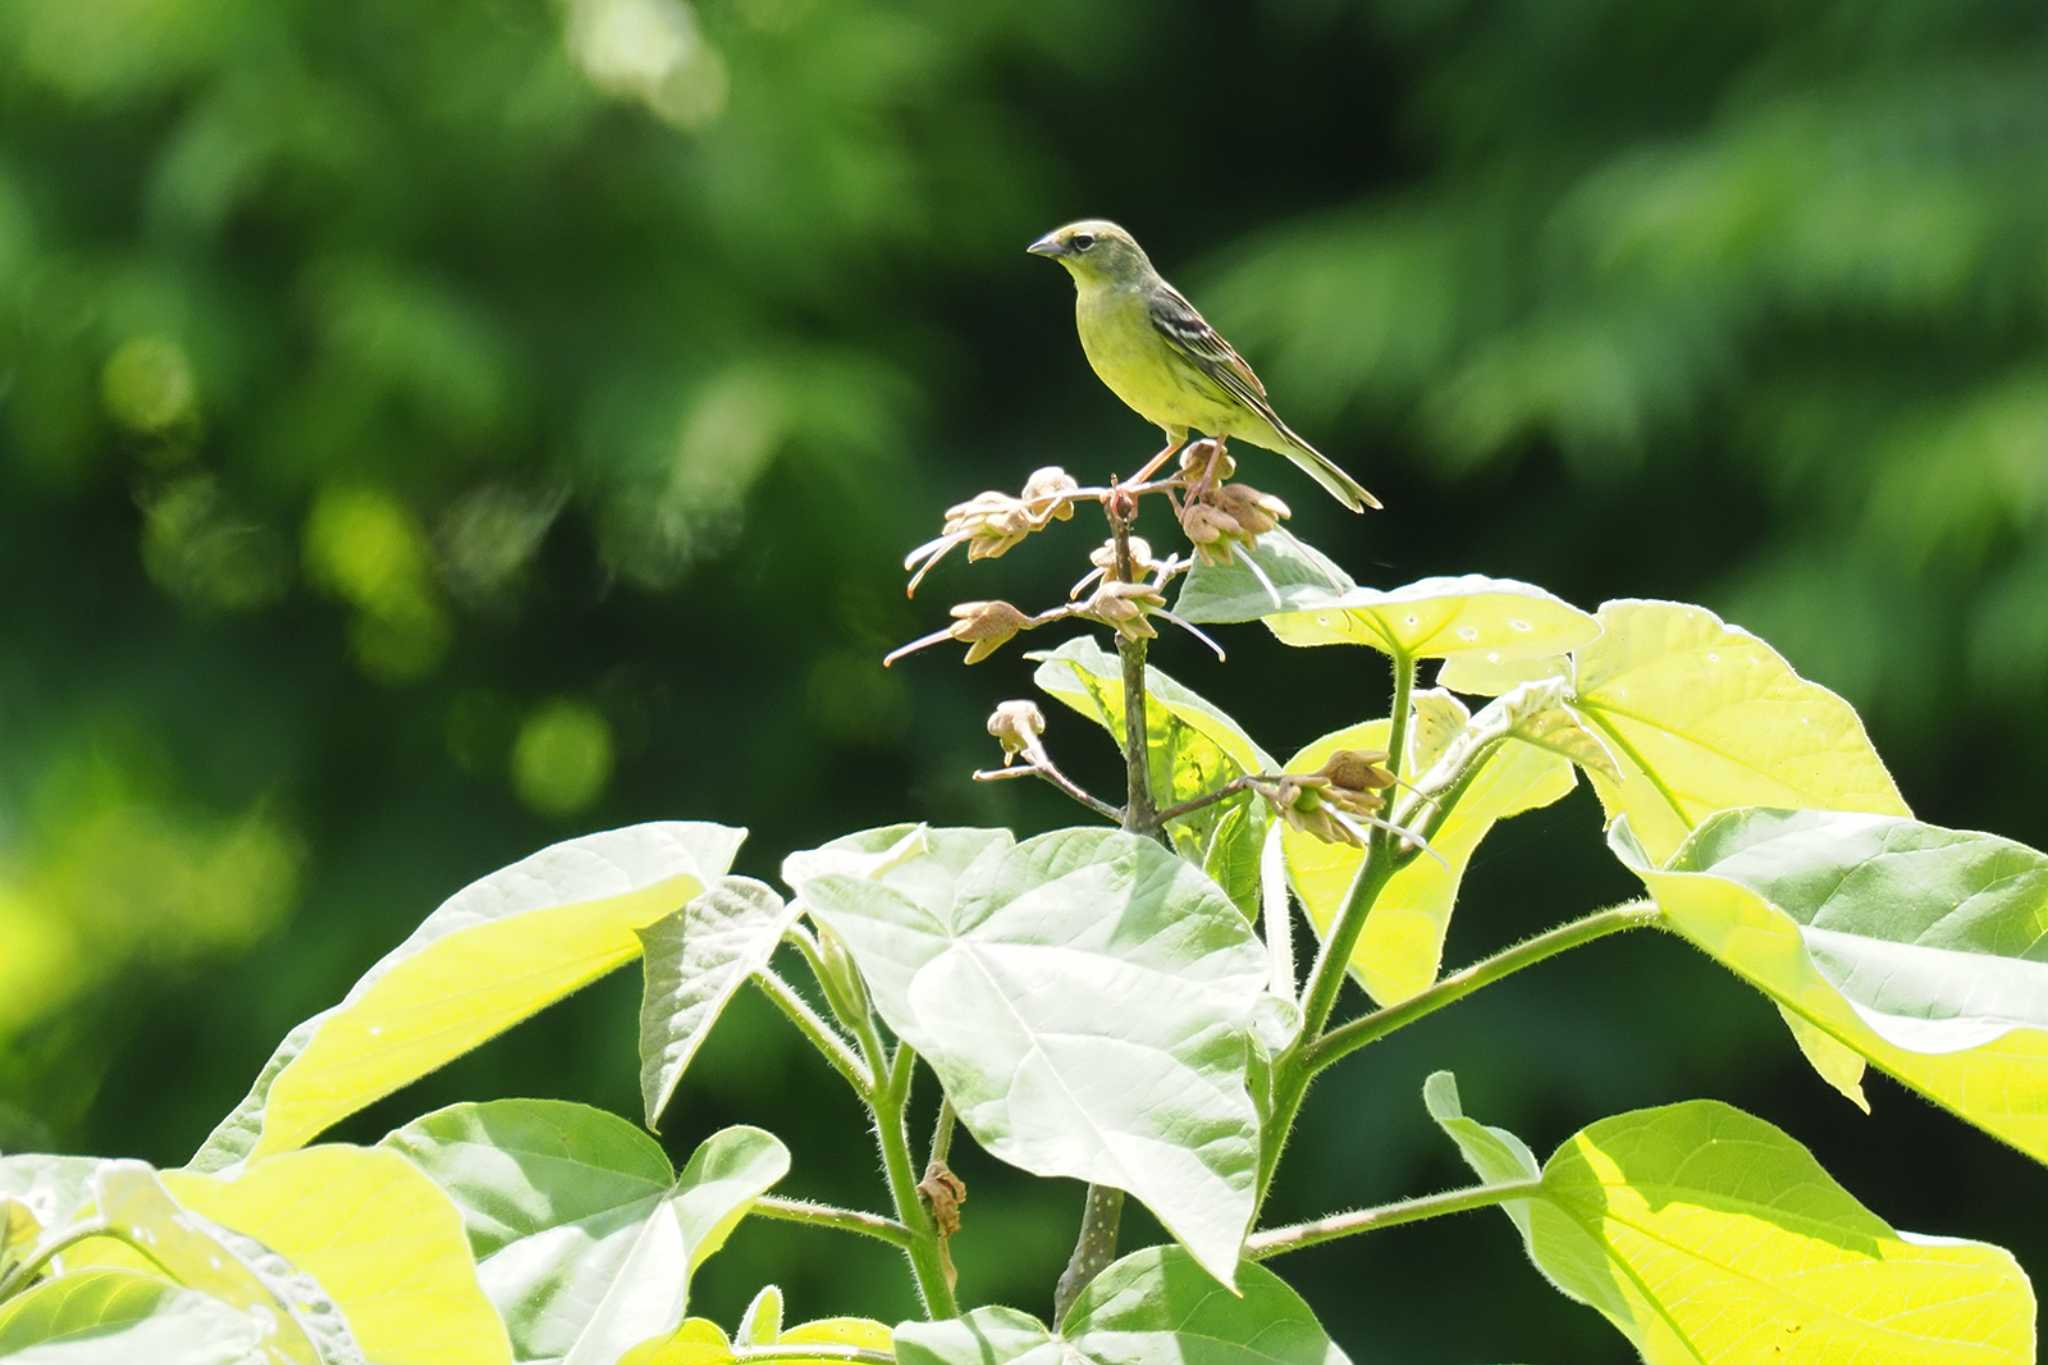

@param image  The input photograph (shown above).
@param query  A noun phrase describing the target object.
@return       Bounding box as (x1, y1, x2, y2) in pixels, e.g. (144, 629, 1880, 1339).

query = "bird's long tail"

(1269, 419, 1382, 512)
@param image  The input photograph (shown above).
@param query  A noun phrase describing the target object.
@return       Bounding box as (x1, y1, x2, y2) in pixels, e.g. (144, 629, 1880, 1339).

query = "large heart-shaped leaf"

(192, 823, 745, 1172)
(147, 1146, 506, 1365)
(1282, 692, 1577, 1006)
(1428, 1073, 2035, 1362)
(1558, 600, 1906, 864)
(622, 1308, 893, 1365)
(789, 827, 1268, 1286)
(637, 878, 806, 1131)
(0, 1269, 271, 1363)
(1175, 528, 1598, 661)
(893, 1247, 1348, 1364)
(1030, 637, 1273, 915)
(1617, 806, 2048, 1163)
(67, 1161, 366, 1365)
(383, 1100, 788, 1364)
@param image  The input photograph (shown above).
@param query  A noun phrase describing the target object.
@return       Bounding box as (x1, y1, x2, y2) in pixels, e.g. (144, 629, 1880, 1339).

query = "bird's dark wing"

(1146, 281, 1279, 418)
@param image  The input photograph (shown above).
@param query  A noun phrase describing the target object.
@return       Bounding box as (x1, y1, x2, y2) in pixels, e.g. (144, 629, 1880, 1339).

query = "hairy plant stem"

(1245, 1178, 1548, 1261)
(751, 1195, 913, 1250)
(1304, 901, 1664, 1073)
(873, 1043, 960, 1318)
(754, 970, 872, 1098)
(1052, 495, 1164, 1325)
(928, 1099, 957, 1170)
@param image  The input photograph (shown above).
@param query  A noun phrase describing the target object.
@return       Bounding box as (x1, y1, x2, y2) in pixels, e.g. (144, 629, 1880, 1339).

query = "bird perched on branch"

(1027, 219, 1380, 511)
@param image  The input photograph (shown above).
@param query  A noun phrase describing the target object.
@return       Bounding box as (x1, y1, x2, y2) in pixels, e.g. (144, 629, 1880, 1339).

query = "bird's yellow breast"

(1073, 284, 1234, 434)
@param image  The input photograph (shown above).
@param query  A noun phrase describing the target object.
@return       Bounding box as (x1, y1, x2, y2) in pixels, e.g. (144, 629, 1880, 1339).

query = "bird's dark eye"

(1071, 233, 1096, 252)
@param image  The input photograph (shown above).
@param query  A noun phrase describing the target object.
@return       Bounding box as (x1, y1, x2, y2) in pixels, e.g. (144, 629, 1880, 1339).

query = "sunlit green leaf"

(622, 1312, 893, 1365)
(1029, 636, 1274, 913)
(1428, 1072, 2036, 1362)
(0, 1270, 270, 1363)
(157, 1146, 506, 1365)
(1283, 694, 1576, 1006)
(192, 822, 745, 1171)
(894, 1247, 1348, 1364)
(1617, 806, 2048, 1163)
(791, 827, 1267, 1287)
(637, 878, 805, 1132)
(1175, 529, 1599, 661)
(383, 1100, 788, 1364)
(0, 1157, 104, 1283)
(70, 1161, 364, 1365)
(1565, 599, 1907, 863)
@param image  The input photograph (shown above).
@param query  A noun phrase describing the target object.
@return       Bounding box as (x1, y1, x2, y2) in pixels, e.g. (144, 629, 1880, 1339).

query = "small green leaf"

(0, 1270, 270, 1363)
(733, 1287, 782, 1346)
(622, 1313, 891, 1365)
(193, 823, 746, 1172)
(1430, 1075, 2036, 1362)
(383, 1100, 788, 1364)
(1567, 600, 1907, 863)
(1283, 694, 1575, 1006)
(1617, 806, 2048, 1163)
(1030, 636, 1274, 913)
(71, 1161, 365, 1365)
(1176, 528, 1599, 661)
(637, 878, 806, 1131)
(0, 1157, 106, 1283)
(894, 1247, 1349, 1364)
(792, 828, 1268, 1287)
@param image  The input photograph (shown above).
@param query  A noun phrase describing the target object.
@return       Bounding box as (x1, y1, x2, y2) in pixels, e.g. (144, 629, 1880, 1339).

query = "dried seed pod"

(986, 699, 1048, 766)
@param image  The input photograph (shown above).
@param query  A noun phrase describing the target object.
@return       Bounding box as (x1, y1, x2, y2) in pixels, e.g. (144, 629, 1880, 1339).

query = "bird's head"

(1026, 220, 1152, 285)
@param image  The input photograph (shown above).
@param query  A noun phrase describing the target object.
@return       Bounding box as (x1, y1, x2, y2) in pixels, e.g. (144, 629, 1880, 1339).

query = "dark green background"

(3, 0, 2044, 1357)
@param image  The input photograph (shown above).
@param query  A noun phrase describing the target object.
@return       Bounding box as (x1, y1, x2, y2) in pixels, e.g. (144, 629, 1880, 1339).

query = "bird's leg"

(1124, 430, 1186, 487)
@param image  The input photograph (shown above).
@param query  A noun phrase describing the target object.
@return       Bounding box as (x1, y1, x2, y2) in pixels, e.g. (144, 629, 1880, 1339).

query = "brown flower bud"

(948, 599, 1031, 664)
(1318, 748, 1395, 794)
(1179, 438, 1237, 486)
(1084, 580, 1164, 642)
(1020, 466, 1080, 523)
(1088, 535, 1159, 580)
(1213, 483, 1291, 537)
(986, 699, 1047, 767)
(1260, 778, 1363, 849)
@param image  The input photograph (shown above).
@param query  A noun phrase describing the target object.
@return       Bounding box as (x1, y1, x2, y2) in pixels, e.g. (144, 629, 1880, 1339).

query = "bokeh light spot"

(512, 699, 615, 816)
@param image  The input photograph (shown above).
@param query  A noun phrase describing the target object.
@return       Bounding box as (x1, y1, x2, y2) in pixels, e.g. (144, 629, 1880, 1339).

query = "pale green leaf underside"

(636, 878, 804, 1132)
(892, 1247, 1349, 1365)
(1283, 703, 1575, 1005)
(1430, 1075, 2036, 1362)
(191, 823, 746, 1173)
(0, 1270, 270, 1364)
(1619, 806, 2048, 1164)
(1175, 528, 1599, 660)
(384, 1100, 787, 1365)
(791, 827, 1268, 1287)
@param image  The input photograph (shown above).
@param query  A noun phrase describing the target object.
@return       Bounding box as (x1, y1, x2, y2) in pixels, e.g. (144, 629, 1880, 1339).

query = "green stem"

(1245, 1178, 1548, 1261)
(927, 1099, 957, 1171)
(750, 1195, 912, 1250)
(0, 1219, 110, 1301)
(754, 970, 872, 1098)
(1305, 901, 1662, 1073)
(1294, 649, 1414, 1044)
(733, 1346, 895, 1365)
(873, 1044, 959, 1319)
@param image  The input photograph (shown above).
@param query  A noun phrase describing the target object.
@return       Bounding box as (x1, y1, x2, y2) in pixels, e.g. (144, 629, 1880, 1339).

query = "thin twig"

(973, 760, 1124, 823)
(1155, 775, 1256, 825)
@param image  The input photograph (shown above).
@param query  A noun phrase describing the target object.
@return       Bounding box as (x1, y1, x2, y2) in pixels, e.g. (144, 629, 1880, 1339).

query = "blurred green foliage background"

(3, 0, 2044, 1356)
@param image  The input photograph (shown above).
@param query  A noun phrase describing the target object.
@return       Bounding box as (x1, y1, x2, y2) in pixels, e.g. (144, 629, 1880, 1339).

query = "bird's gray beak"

(1026, 231, 1065, 259)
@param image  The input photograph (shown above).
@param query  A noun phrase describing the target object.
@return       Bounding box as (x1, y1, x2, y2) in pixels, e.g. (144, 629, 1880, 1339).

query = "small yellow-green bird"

(1028, 219, 1381, 511)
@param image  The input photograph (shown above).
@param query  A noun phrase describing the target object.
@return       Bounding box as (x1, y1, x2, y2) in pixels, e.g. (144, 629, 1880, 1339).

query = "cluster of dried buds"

(1068, 534, 1175, 643)
(1255, 748, 1397, 848)
(1175, 440, 1290, 566)
(903, 466, 1081, 595)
